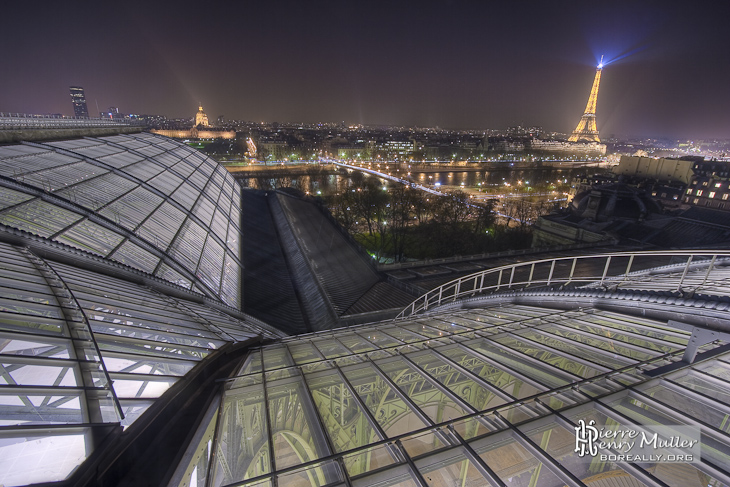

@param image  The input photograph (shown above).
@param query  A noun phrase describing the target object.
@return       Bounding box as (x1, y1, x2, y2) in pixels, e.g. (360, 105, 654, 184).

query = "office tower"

(69, 85, 90, 118)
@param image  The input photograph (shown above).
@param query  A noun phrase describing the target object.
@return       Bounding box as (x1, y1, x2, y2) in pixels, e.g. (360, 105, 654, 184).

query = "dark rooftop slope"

(241, 189, 415, 333)
(240, 190, 309, 334)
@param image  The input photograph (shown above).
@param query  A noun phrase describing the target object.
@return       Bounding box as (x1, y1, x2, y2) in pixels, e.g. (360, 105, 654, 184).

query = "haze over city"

(2, 0, 728, 138)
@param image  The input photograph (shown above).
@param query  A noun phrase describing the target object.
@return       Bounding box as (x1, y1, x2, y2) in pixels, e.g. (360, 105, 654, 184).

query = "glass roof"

(0, 133, 243, 308)
(2, 135, 730, 487)
(0, 241, 278, 486)
(171, 303, 730, 487)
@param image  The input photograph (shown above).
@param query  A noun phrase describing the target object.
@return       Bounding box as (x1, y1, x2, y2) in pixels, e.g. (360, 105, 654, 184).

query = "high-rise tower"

(69, 86, 90, 118)
(568, 57, 603, 143)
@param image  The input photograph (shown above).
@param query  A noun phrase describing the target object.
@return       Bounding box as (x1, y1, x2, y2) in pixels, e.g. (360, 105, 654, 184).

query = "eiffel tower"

(568, 56, 603, 143)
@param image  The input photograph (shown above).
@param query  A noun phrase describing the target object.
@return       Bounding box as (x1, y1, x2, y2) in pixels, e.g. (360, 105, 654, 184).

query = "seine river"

(234, 162, 604, 197)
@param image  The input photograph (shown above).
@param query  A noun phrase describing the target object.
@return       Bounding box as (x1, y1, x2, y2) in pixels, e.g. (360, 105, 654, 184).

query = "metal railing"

(396, 250, 730, 319)
(0, 113, 141, 129)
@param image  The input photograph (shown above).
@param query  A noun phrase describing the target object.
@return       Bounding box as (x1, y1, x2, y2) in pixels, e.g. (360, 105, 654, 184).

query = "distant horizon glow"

(1, 3, 728, 140)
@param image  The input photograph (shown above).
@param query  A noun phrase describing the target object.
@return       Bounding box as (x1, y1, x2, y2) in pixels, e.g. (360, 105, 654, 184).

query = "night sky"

(2, 1, 728, 138)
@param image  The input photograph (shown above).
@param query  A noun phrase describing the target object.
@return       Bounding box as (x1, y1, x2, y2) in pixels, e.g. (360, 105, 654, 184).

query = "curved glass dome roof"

(0, 133, 242, 307)
(0, 240, 280, 486)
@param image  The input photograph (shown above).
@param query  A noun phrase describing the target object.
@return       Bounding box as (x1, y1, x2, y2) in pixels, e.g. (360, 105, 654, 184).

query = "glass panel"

(351, 463, 418, 487)
(312, 339, 351, 359)
(276, 460, 342, 487)
(606, 393, 730, 468)
(409, 352, 507, 411)
(400, 429, 450, 458)
(120, 400, 154, 428)
(0, 430, 91, 486)
(287, 343, 321, 366)
(440, 347, 544, 400)
(695, 359, 730, 382)
(56, 219, 125, 257)
(342, 443, 397, 478)
(211, 384, 270, 485)
(417, 318, 471, 333)
(380, 327, 425, 344)
(474, 431, 564, 486)
(109, 241, 160, 274)
(337, 334, 377, 354)
(537, 325, 653, 362)
(378, 358, 470, 424)
(262, 346, 294, 371)
(416, 447, 493, 486)
(0, 362, 77, 387)
(582, 312, 690, 345)
(521, 420, 647, 486)
(341, 363, 428, 438)
(267, 379, 327, 469)
(359, 330, 401, 348)
(514, 329, 632, 370)
(0, 391, 83, 425)
(452, 416, 496, 440)
(0, 199, 82, 238)
(0, 189, 35, 211)
(110, 377, 174, 398)
(491, 335, 603, 379)
(0, 334, 72, 358)
(566, 406, 724, 487)
(673, 369, 730, 404)
(466, 339, 570, 388)
(640, 381, 730, 433)
(558, 321, 676, 354)
(306, 371, 381, 459)
(173, 400, 218, 487)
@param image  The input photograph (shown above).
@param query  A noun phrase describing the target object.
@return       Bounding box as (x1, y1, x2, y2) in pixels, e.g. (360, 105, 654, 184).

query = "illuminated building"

(2, 133, 730, 487)
(151, 105, 235, 140)
(616, 155, 695, 184)
(246, 136, 257, 157)
(195, 104, 210, 127)
(683, 160, 730, 210)
(568, 58, 603, 143)
(69, 86, 90, 118)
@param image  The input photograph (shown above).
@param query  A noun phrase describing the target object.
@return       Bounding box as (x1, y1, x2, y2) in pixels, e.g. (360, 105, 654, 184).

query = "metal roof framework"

(0, 133, 243, 308)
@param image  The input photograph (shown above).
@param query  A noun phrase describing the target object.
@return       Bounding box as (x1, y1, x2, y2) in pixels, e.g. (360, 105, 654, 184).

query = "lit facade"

(195, 105, 210, 127)
(684, 160, 730, 210)
(151, 106, 235, 140)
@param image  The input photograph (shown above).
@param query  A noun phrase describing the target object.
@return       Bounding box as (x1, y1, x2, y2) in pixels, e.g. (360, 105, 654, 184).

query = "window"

(709, 192, 716, 198)
(715, 183, 722, 188)
(696, 190, 703, 196)
(693, 198, 699, 204)
(703, 181, 709, 186)
(724, 193, 730, 201)
(686, 189, 692, 195)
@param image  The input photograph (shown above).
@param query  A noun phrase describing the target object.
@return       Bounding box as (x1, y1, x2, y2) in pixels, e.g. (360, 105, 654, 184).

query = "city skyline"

(2, 1, 728, 139)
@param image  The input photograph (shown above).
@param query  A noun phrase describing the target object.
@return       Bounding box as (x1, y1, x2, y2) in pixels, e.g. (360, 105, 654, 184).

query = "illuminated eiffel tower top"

(568, 56, 603, 143)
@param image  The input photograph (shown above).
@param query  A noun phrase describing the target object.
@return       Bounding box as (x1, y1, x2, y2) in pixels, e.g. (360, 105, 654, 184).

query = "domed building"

(151, 105, 235, 140)
(194, 104, 209, 127)
(570, 181, 662, 223)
